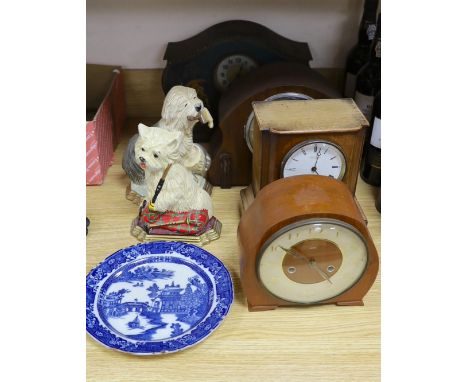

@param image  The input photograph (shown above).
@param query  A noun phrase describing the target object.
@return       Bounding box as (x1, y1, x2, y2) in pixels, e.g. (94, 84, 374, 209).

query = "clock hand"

(234, 63, 244, 80)
(279, 245, 332, 284)
(313, 148, 322, 167)
(311, 148, 322, 174)
(308, 260, 333, 284)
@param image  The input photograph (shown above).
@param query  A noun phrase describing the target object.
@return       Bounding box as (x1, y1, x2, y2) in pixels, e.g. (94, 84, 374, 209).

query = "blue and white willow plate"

(86, 242, 233, 355)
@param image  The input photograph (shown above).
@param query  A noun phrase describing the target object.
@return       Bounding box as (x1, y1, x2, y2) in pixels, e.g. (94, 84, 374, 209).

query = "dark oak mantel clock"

(208, 62, 341, 187)
(249, 98, 369, 196)
(238, 175, 379, 311)
(162, 20, 312, 142)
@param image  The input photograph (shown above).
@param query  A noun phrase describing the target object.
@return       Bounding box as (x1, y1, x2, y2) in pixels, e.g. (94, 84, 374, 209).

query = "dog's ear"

(166, 130, 183, 152)
(161, 86, 185, 121)
(138, 123, 151, 138)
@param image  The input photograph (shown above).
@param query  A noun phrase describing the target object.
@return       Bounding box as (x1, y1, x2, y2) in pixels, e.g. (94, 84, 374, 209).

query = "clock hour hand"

(234, 63, 244, 80)
(279, 245, 332, 284)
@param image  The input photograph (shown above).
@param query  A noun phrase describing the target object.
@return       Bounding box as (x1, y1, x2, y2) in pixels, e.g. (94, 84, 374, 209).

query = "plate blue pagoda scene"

(86, 242, 233, 355)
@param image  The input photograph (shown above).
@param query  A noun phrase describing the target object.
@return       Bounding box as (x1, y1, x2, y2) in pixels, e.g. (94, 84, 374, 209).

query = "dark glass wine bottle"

(355, 13, 381, 122)
(343, 0, 379, 98)
(361, 91, 381, 186)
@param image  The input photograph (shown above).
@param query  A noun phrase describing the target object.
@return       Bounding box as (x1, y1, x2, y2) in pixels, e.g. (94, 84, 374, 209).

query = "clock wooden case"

(238, 175, 379, 311)
(208, 62, 341, 188)
(251, 99, 369, 196)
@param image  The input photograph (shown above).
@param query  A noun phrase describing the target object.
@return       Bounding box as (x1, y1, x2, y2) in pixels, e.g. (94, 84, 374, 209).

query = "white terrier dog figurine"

(134, 123, 213, 217)
(123, 86, 213, 201)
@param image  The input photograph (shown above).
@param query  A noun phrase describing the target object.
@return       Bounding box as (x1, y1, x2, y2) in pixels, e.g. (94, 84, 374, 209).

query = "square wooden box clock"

(250, 99, 369, 196)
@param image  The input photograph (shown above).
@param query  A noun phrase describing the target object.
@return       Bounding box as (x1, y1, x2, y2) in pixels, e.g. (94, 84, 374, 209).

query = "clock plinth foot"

(219, 152, 232, 189)
(240, 185, 255, 215)
(335, 300, 364, 307)
(354, 196, 368, 225)
(247, 302, 278, 312)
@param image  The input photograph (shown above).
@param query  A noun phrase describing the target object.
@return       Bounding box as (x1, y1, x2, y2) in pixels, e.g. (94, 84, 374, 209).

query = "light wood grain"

(123, 69, 165, 118)
(253, 99, 367, 133)
(120, 68, 345, 119)
(86, 125, 380, 382)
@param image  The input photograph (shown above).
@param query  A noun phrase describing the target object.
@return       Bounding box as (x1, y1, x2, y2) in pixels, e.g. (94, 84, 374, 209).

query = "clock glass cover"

(215, 54, 257, 91)
(244, 93, 313, 152)
(257, 219, 368, 304)
(281, 140, 346, 180)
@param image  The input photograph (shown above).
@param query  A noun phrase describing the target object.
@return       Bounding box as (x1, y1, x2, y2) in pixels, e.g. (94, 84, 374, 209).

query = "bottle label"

(354, 91, 374, 121)
(370, 116, 381, 148)
(367, 24, 376, 40)
(375, 40, 381, 58)
(344, 73, 357, 98)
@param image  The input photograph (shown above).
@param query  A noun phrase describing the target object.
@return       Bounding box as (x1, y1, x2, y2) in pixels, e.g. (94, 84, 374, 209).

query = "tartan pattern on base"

(139, 204, 209, 235)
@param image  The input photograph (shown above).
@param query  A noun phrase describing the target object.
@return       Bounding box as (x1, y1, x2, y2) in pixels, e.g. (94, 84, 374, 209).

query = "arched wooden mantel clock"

(248, 98, 369, 198)
(208, 62, 341, 187)
(162, 20, 312, 143)
(237, 175, 379, 311)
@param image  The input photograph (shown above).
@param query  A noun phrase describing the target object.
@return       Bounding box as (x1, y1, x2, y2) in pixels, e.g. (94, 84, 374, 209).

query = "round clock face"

(214, 54, 257, 91)
(244, 93, 313, 152)
(257, 219, 368, 304)
(281, 140, 346, 180)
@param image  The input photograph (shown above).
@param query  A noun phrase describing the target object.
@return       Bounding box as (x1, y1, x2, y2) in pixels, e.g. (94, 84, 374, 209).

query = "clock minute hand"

(308, 260, 333, 284)
(311, 148, 322, 175)
(279, 245, 332, 284)
(313, 148, 322, 167)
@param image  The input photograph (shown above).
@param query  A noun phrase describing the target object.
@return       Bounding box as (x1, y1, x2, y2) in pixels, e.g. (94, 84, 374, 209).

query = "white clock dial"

(281, 141, 346, 180)
(244, 93, 313, 152)
(257, 219, 368, 304)
(215, 54, 257, 91)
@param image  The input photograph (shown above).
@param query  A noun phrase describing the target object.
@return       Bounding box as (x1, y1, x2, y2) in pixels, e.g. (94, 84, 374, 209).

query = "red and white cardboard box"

(86, 69, 126, 185)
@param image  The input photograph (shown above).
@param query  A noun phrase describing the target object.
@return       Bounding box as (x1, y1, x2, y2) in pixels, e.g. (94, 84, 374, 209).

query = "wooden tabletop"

(87, 133, 381, 382)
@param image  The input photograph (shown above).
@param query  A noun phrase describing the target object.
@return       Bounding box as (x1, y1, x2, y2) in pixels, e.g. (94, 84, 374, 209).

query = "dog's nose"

(195, 104, 202, 112)
(139, 156, 146, 163)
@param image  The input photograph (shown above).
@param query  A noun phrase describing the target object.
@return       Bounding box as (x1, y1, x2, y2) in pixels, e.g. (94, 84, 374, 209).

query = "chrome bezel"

(244, 92, 313, 152)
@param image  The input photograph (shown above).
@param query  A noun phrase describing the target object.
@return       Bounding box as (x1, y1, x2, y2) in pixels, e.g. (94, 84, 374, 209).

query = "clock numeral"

(286, 168, 296, 171)
(314, 145, 317, 152)
(332, 166, 339, 168)
(330, 156, 336, 160)
(328, 175, 334, 178)
(301, 148, 307, 156)
(292, 158, 298, 162)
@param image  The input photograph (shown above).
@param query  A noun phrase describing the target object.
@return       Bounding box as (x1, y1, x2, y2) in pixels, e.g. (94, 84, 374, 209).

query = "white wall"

(87, 0, 364, 69)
